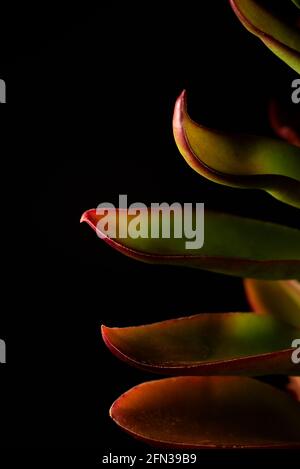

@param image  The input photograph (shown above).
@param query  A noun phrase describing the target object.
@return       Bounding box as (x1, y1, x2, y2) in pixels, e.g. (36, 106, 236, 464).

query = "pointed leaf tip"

(80, 212, 88, 224)
(83, 208, 300, 279)
(173, 91, 300, 208)
(80, 209, 99, 230)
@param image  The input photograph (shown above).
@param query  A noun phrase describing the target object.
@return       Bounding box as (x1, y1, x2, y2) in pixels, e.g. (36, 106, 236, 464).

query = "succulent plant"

(81, 0, 300, 449)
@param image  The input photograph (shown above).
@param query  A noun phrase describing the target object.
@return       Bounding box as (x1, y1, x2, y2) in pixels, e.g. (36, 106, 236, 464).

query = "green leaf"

(81, 208, 300, 279)
(102, 314, 299, 376)
(173, 90, 300, 208)
(230, 0, 300, 73)
(110, 376, 300, 448)
(244, 279, 300, 328)
(291, 0, 300, 9)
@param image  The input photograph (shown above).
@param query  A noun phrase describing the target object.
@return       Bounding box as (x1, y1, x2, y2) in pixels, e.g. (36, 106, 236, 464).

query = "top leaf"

(173, 91, 300, 208)
(230, 0, 300, 73)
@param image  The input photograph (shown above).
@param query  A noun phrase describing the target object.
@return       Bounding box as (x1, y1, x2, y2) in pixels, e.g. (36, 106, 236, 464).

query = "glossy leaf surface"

(81, 208, 300, 279)
(173, 91, 300, 208)
(291, 0, 300, 9)
(244, 279, 300, 328)
(102, 314, 299, 375)
(230, 0, 300, 73)
(288, 377, 300, 401)
(110, 376, 300, 448)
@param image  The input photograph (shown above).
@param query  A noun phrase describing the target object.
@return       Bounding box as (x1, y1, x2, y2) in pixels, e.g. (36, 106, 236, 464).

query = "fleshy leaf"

(229, 0, 300, 73)
(291, 0, 300, 9)
(269, 100, 300, 148)
(287, 377, 300, 401)
(244, 279, 300, 328)
(102, 314, 299, 375)
(110, 376, 300, 448)
(173, 90, 300, 208)
(81, 208, 300, 279)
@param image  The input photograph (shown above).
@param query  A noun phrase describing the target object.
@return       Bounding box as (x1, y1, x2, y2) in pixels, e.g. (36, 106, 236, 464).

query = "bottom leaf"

(110, 376, 300, 449)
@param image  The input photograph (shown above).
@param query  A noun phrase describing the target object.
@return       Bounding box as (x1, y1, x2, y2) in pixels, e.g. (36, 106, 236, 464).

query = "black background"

(0, 0, 299, 464)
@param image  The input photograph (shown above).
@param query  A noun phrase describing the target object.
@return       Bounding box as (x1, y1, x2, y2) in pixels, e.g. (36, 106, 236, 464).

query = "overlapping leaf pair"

(81, 0, 300, 449)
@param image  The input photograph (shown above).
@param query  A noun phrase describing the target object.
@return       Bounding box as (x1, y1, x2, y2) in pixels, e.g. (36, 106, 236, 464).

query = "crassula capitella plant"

(81, 0, 300, 448)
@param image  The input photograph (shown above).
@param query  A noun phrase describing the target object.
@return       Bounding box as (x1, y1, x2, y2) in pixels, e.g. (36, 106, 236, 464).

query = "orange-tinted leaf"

(269, 99, 300, 147)
(287, 376, 300, 401)
(110, 376, 300, 448)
